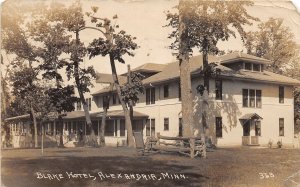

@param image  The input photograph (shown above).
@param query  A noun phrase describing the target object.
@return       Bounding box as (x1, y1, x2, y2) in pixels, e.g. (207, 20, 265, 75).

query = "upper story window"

(279, 86, 284, 103)
(215, 79, 222, 100)
(85, 98, 92, 111)
(146, 87, 155, 105)
(103, 96, 109, 109)
(77, 101, 82, 111)
(242, 89, 262, 108)
(164, 85, 169, 98)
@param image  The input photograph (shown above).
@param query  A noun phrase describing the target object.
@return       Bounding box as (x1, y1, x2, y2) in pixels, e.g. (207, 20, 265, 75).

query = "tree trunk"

(178, 0, 194, 137)
(109, 54, 135, 147)
(74, 30, 97, 147)
(201, 42, 209, 158)
(30, 105, 38, 148)
(100, 107, 107, 146)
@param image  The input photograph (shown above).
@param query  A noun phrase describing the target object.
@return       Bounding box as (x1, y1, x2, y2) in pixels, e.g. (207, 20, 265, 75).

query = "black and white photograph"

(1, 0, 300, 186)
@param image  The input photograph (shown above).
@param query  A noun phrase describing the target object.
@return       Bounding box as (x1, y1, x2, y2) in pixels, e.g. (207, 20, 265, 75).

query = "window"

(151, 119, 155, 137)
(112, 93, 117, 105)
(146, 119, 150, 136)
(256, 90, 262, 108)
(105, 120, 114, 136)
(164, 85, 169, 98)
(253, 64, 260, 71)
(77, 101, 82, 111)
(249, 89, 255, 107)
(179, 118, 183, 137)
(86, 98, 91, 111)
(245, 63, 252, 70)
(164, 118, 169, 131)
(242, 89, 248, 107)
(279, 86, 284, 103)
(103, 96, 109, 109)
(146, 88, 155, 105)
(146, 119, 155, 137)
(279, 118, 284, 136)
(215, 79, 222, 100)
(243, 89, 262, 108)
(216, 117, 222, 138)
(255, 121, 261, 136)
(120, 120, 125, 136)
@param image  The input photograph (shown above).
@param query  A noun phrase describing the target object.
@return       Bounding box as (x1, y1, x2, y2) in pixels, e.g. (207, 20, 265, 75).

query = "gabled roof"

(219, 52, 272, 65)
(142, 55, 228, 85)
(143, 53, 300, 86)
(131, 63, 166, 73)
(96, 73, 127, 84)
(92, 53, 300, 96)
(240, 113, 263, 120)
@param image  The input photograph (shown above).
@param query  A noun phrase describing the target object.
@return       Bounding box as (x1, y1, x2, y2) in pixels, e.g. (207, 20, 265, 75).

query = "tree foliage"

(245, 17, 299, 72)
(85, 7, 139, 147)
(166, 0, 258, 56)
(121, 72, 144, 106)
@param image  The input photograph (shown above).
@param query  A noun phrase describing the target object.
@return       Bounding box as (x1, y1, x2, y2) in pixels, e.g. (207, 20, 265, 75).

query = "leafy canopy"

(166, 0, 258, 56)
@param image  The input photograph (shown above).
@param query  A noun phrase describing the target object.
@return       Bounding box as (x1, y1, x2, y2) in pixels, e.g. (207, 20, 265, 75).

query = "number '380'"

(259, 173, 275, 179)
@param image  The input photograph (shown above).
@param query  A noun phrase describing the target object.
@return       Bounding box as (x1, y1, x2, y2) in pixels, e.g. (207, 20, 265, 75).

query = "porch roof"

(63, 110, 148, 120)
(4, 114, 30, 122)
(239, 113, 263, 120)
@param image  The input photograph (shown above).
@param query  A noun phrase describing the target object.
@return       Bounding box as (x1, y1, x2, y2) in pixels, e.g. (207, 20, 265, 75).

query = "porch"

(4, 110, 148, 148)
(240, 113, 262, 146)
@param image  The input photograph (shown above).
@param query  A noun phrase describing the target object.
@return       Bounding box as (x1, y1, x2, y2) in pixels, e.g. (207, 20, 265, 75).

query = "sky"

(1, 0, 300, 76)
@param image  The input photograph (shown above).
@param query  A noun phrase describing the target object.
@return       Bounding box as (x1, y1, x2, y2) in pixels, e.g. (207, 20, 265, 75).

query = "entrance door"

(243, 121, 250, 136)
(242, 120, 260, 145)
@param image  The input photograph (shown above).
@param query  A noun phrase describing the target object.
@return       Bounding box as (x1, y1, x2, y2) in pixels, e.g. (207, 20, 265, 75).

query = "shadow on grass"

(2, 154, 208, 187)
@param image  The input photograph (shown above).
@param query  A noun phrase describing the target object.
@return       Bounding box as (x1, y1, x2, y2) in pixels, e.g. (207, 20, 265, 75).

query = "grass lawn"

(1, 146, 300, 187)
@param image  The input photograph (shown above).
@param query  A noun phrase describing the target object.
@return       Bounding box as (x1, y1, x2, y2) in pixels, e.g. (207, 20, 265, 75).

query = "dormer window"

(245, 63, 252, 70)
(244, 62, 263, 72)
(253, 64, 260, 71)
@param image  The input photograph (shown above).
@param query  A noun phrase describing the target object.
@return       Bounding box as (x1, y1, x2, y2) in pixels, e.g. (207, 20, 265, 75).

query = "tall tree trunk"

(178, 0, 194, 137)
(100, 107, 107, 146)
(30, 105, 38, 148)
(201, 39, 209, 158)
(74, 30, 97, 147)
(109, 54, 134, 147)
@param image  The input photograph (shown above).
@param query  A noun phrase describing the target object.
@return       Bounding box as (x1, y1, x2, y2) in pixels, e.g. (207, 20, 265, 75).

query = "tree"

(86, 7, 139, 147)
(166, 0, 257, 156)
(29, 2, 78, 147)
(47, 1, 98, 146)
(2, 1, 41, 147)
(8, 61, 43, 147)
(245, 17, 298, 73)
(245, 18, 300, 134)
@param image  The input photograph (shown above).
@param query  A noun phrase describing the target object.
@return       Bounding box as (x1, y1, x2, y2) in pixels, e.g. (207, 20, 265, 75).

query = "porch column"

(53, 120, 56, 136)
(117, 120, 120, 138)
(250, 120, 255, 137)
